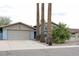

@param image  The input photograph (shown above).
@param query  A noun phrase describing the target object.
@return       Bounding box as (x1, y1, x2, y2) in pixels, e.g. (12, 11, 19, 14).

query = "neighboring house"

(34, 22, 79, 41)
(69, 29, 79, 41)
(0, 22, 34, 40)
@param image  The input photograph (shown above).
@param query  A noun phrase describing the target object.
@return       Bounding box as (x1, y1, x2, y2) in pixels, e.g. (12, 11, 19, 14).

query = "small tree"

(52, 22, 70, 44)
(0, 16, 11, 26)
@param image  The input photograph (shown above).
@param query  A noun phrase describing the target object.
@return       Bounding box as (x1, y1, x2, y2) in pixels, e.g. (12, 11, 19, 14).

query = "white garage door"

(7, 30, 30, 40)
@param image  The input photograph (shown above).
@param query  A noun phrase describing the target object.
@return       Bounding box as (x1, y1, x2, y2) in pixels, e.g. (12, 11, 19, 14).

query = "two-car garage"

(1, 22, 34, 40)
(7, 30, 30, 40)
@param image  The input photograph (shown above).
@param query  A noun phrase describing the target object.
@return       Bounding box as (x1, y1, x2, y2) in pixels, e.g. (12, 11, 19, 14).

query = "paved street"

(0, 47, 79, 56)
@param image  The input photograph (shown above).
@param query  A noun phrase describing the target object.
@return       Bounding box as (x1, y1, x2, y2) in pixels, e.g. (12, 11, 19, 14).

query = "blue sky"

(0, 0, 79, 28)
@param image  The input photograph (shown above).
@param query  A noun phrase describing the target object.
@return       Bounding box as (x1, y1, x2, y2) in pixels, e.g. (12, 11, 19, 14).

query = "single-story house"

(34, 22, 79, 41)
(0, 22, 34, 40)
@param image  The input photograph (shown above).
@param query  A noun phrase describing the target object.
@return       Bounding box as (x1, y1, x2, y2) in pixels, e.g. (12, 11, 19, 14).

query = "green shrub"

(52, 22, 70, 44)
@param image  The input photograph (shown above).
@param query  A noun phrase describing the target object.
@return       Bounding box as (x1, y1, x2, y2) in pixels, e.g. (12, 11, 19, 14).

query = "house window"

(45, 27, 47, 30)
(45, 34, 47, 37)
(0, 28, 2, 33)
(71, 34, 75, 37)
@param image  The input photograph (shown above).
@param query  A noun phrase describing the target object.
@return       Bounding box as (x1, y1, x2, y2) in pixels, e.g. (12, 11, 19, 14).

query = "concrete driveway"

(0, 40, 48, 51)
(0, 40, 79, 52)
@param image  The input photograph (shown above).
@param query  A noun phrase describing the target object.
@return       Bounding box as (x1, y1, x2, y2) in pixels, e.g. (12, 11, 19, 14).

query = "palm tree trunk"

(40, 3, 45, 42)
(47, 3, 52, 45)
(36, 3, 40, 40)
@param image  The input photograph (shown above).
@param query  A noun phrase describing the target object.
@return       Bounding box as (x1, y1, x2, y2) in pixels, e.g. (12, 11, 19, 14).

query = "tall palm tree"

(36, 3, 40, 40)
(47, 3, 52, 45)
(40, 3, 45, 42)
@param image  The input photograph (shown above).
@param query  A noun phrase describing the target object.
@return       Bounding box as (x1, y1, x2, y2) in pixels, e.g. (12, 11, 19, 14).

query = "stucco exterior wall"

(30, 31, 34, 40)
(3, 28, 7, 40)
(0, 33, 2, 39)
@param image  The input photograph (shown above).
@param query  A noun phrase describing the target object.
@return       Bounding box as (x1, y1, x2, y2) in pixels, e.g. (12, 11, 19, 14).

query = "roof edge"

(0, 22, 34, 29)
